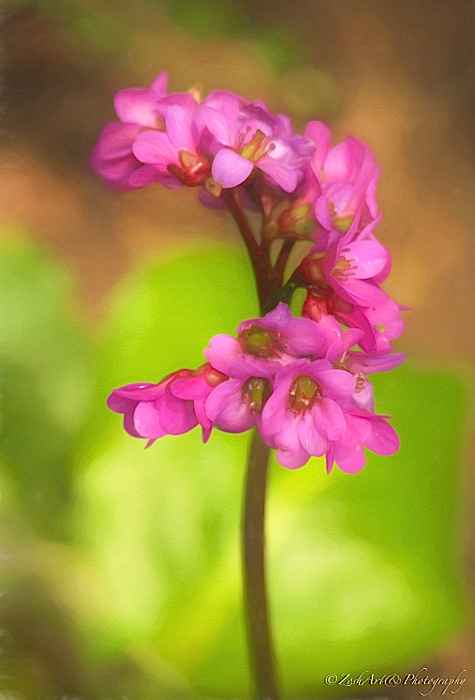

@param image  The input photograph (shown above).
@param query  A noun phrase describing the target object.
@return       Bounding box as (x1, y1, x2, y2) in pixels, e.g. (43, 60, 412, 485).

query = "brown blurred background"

(2, 1, 475, 358)
(1, 0, 474, 696)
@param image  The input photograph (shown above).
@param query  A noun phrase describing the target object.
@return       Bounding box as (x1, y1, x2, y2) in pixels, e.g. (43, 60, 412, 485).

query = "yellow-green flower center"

(239, 326, 279, 358)
(240, 129, 274, 162)
(243, 377, 272, 415)
(331, 251, 356, 282)
(288, 375, 321, 414)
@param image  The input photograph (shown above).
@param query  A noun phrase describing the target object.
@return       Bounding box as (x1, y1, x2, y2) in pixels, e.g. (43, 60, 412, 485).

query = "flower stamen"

(239, 325, 280, 358)
(288, 375, 321, 414)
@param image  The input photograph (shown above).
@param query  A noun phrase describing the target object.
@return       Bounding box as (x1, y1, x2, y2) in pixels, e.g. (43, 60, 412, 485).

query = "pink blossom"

(92, 72, 208, 189)
(322, 237, 391, 307)
(91, 72, 171, 189)
(260, 359, 356, 469)
(131, 103, 212, 189)
(303, 286, 374, 345)
(205, 376, 272, 433)
(300, 220, 404, 352)
(97, 79, 404, 475)
(257, 358, 399, 471)
(325, 411, 399, 474)
(305, 121, 380, 234)
(107, 364, 227, 444)
(107, 301, 402, 473)
(197, 92, 314, 192)
(205, 302, 328, 377)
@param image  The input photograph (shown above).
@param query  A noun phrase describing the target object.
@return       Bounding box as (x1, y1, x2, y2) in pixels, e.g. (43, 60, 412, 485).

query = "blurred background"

(0, 1, 474, 698)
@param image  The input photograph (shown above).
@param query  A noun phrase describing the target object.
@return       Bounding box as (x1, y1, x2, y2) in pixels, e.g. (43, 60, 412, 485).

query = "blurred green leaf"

(0, 232, 92, 538)
(159, 0, 249, 38)
(72, 244, 468, 698)
(250, 25, 305, 74)
(3, 0, 130, 53)
(3, 0, 305, 75)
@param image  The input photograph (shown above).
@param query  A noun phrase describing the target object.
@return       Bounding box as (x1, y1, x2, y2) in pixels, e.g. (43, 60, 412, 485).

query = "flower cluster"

(91, 72, 313, 194)
(96, 73, 404, 473)
(108, 302, 403, 472)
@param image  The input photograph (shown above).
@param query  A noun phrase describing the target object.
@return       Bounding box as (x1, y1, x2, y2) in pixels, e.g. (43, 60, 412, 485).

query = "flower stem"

(243, 428, 281, 700)
(274, 238, 295, 285)
(222, 189, 282, 314)
(224, 186, 282, 697)
(221, 189, 262, 265)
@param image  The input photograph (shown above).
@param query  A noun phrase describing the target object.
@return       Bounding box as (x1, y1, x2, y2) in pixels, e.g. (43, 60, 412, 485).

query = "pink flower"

(197, 92, 314, 192)
(258, 358, 399, 471)
(305, 121, 380, 234)
(97, 74, 404, 478)
(91, 72, 170, 189)
(322, 237, 392, 308)
(260, 359, 356, 469)
(92, 78, 316, 194)
(131, 102, 212, 189)
(107, 364, 227, 444)
(205, 376, 272, 433)
(325, 411, 399, 474)
(107, 301, 402, 473)
(205, 302, 328, 377)
(92, 72, 208, 189)
(300, 220, 404, 352)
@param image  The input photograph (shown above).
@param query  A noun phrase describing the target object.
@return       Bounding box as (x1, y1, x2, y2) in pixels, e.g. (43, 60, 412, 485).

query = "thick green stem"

(243, 429, 281, 700)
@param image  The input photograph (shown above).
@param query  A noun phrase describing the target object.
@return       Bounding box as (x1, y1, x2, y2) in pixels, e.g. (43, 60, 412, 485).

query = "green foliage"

(3, 0, 305, 74)
(2, 0, 130, 53)
(0, 233, 92, 538)
(0, 237, 469, 697)
(160, 0, 249, 38)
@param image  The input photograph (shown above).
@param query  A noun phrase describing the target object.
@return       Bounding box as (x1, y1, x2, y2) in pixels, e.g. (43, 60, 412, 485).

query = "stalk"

(221, 190, 282, 700)
(243, 429, 281, 700)
(223, 187, 282, 699)
(221, 189, 280, 312)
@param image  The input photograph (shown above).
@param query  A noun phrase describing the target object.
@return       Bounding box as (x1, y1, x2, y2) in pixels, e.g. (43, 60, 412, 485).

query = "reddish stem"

(221, 188, 281, 313)
(222, 186, 282, 699)
(273, 238, 296, 286)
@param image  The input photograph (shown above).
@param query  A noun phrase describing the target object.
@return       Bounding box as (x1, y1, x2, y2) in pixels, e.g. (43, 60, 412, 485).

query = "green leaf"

(0, 232, 92, 537)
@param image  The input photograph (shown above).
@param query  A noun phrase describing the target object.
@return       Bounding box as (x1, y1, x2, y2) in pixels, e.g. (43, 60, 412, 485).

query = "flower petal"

(155, 393, 197, 435)
(344, 241, 389, 279)
(297, 412, 327, 457)
(91, 123, 141, 182)
(205, 334, 241, 375)
(198, 104, 236, 146)
(205, 380, 256, 433)
(272, 415, 310, 469)
(312, 398, 346, 441)
(212, 149, 254, 188)
(132, 130, 177, 165)
(259, 158, 298, 193)
(365, 417, 400, 455)
(133, 402, 167, 439)
(333, 441, 367, 473)
(165, 105, 195, 152)
(305, 121, 331, 173)
(316, 368, 356, 399)
(114, 88, 159, 127)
